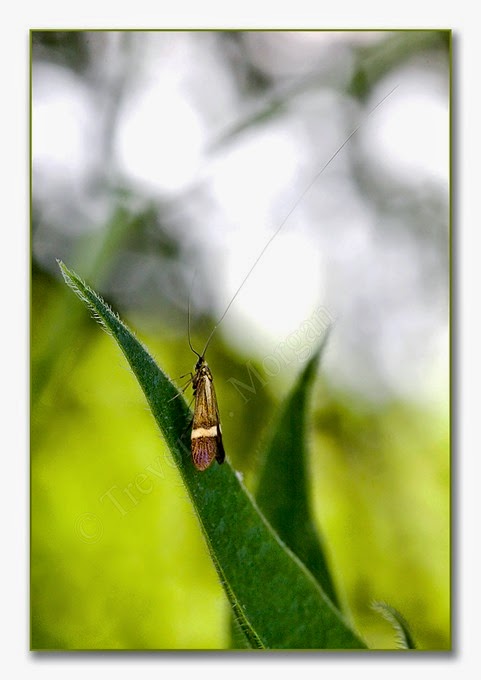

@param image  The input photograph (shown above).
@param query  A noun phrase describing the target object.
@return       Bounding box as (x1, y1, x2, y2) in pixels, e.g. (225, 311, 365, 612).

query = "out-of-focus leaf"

(372, 601, 417, 649)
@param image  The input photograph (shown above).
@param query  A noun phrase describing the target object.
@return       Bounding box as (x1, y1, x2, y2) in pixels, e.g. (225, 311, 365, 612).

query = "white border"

(4, 3, 478, 677)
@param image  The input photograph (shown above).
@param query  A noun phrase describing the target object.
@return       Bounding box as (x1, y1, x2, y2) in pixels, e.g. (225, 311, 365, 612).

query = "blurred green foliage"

(32, 283, 228, 649)
(311, 393, 450, 649)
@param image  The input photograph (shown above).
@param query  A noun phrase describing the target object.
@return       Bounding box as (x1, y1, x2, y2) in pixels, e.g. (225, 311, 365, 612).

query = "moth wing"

(192, 374, 218, 428)
(191, 372, 224, 470)
(215, 425, 225, 465)
(191, 435, 217, 471)
(208, 378, 225, 464)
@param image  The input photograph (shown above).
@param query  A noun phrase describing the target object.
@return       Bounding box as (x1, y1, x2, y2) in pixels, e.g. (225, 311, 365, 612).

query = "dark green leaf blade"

(58, 261, 366, 650)
(255, 340, 340, 608)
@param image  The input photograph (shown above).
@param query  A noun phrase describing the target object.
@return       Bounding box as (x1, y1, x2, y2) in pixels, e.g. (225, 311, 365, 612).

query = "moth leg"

(168, 374, 193, 403)
(178, 373, 193, 391)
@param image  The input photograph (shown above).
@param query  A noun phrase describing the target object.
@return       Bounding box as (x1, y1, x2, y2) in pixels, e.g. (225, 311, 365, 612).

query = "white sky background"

(32, 30, 449, 407)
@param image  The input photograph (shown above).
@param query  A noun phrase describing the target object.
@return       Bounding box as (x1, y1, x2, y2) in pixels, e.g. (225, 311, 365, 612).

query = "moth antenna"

(199, 85, 399, 360)
(187, 271, 202, 360)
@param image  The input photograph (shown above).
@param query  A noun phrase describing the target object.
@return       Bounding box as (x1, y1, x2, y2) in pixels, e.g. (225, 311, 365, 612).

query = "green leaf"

(58, 261, 366, 650)
(255, 338, 340, 608)
(372, 601, 417, 649)
(230, 614, 254, 649)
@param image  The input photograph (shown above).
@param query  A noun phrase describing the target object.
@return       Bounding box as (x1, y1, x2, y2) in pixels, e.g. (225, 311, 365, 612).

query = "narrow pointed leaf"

(255, 340, 339, 607)
(58, 261, 366, 650)
(372, 601, 417, 649)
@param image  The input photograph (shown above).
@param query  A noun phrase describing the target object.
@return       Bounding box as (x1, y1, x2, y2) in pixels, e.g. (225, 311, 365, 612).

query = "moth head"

(195, 355, 207, 373)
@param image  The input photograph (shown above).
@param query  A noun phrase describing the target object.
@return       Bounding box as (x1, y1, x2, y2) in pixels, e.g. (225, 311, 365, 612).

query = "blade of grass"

(255, 338, 340, 608)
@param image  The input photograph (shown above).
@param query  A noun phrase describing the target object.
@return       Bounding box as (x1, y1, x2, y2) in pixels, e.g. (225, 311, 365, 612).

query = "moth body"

(191, 357, 225, 471)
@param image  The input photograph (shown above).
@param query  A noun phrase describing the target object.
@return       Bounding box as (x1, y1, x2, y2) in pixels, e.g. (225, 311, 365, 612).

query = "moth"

(190, 354, 225, 471)
(185, 311, 226, 471)
(184, 86, 397, 471)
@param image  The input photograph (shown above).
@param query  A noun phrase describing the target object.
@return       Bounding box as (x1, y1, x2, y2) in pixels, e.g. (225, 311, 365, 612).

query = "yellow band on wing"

(191, 426, 218, 439)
